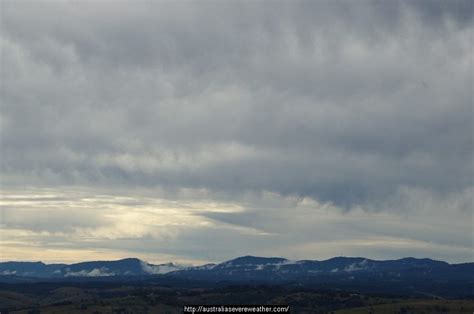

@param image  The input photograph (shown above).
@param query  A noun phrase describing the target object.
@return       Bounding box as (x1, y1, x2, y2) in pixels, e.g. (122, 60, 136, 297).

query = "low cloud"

(64, 267, 114, 277)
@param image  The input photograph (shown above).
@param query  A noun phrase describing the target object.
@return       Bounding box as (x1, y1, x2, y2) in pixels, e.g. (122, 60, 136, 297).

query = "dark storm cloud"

(1, 0, 472, 207)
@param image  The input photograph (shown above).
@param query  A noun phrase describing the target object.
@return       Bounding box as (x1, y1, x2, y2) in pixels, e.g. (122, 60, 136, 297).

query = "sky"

(0, 0, 472, 265)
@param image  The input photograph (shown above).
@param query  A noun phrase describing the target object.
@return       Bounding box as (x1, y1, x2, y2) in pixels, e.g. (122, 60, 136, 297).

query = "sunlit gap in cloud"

(0, 186, 471, 264)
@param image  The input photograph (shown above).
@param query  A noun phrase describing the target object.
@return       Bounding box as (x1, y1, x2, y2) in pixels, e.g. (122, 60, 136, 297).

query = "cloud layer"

(0, 1, 472, 263)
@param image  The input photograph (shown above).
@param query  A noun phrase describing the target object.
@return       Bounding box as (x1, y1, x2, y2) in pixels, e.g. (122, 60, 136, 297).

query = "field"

(1, 283, 473, 313)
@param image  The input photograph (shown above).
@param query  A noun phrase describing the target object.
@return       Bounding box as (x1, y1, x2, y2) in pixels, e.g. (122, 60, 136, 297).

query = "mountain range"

(1, 256, 473, 298)
(0, 256, 471, 280)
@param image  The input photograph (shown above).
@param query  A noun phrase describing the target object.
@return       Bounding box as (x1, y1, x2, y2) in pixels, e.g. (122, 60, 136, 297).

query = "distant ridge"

(1, 255, 472, 298)
(0, 255, 470, 278)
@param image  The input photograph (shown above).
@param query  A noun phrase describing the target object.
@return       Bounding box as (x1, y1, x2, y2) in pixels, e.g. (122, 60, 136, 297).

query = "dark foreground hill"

(0, 282, 474, 314)
(0, 282, 473, 313)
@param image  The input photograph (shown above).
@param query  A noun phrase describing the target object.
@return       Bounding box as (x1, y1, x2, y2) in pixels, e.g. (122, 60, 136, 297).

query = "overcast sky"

(0, 0, 472, 264)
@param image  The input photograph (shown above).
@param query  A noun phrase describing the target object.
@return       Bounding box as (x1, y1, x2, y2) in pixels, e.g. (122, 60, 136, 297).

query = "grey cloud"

(406, 0, 473, 27)
(0, 1, 472, 262)
(192, 186, 472, 262)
